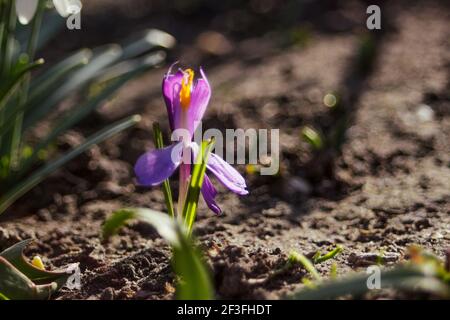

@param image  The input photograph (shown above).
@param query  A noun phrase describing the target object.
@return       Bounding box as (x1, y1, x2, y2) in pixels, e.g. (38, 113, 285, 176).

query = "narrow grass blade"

(6, 0, 45, 174)
(152, 122, 175, 218)
(173, 231, 213, 300)
(28, 49, 92, 102)
(18, 65, 147, 175)
(102, 209, 137, 240)
(0, 115, 141, 215)
(94, 51, 165, 83)
(288, 251, 321, 281)
(0, 0, 17, 79)
(103, 208, 214, 299)
(288, 266, 445, 300)
(22, 45, 122, 129)
(183, 139, 215, 235)
(121, 29, 176, 60)
(313, 245, 343, 264)
(0, 51, 90, 138)
(103, 208, 179, 244)
(0, 58, 44, 109)
(301, 126, 324, 150)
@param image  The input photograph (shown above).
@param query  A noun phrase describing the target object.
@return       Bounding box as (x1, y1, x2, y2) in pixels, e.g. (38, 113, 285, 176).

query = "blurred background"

(1, 0, 449, 300)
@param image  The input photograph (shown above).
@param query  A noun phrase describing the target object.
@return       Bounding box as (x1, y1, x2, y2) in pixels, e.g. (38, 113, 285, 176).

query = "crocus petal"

(201, 175, 222, 214)
(207, 153, 248, 195)
(162, 63, 183, 130)
(188, 67, 211, 133)
(163, 66, 211, 135)
(53, 0, 82, 18)
(134, 142, 183, 186)
(16, 0, 38, 25)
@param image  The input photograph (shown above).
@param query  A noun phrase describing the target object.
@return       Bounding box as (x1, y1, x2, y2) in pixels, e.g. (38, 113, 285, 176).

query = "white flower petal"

(52, 0, 82, 18)
(15, 0, 39, 25)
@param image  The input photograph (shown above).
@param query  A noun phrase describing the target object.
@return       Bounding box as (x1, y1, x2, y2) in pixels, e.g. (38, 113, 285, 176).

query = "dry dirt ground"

(0, 1, 449, 299)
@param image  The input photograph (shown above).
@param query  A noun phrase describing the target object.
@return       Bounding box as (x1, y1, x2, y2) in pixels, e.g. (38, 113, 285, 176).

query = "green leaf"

(288, 265, 446, 300)
(0, 115, 141, 215)
(288, 251, 321, 280)
(301, 126, 324, 150)
(22, 45, 122, 129)
(18, 58, 154, 175)
(103, 208, 214, 299)
(120, 29, 176, 60)
(0, 239, 70, 284)
(0, 25, 173, 213)
(0, 291, 9, 300)
(102, 209, 137, 240)
(173, 232, 213, 300)
(1, 51, 165, 175)
(90, 50, 165, 84)
(152, 122, 175, 218)
(313, 245, 343, 264)
(28, 49, 92, 103)
(0, 50, 90, 138)
(0, 58, 44, 110)
(183, 139, 215, 235)
(288, 251, 321, 281)
(0, 256, 57, 300)
(103, 208, 180, 246)
(0, 239, 74, 300)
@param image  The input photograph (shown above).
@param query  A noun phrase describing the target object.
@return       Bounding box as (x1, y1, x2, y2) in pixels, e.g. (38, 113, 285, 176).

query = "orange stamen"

(180, 68, 194, 109)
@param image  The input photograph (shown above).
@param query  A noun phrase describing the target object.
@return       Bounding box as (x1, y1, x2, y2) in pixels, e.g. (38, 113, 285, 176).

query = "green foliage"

(0, 239, 73, 300)
(289, 246, 450, 300)
(313, 245, 343, 264)
(290, 266, 424, 300)
(150, 122, 215, 234)
(172, 228, 213, 300)
(102, 209, 137, 240)
(183, 138, 215, 235)
(102, 208, 214, 300)
(301, 126, 324, 150)
(152, 122, 175, 218)
(0, 4, 174, 215)
(288, 251, 321, 281)
(102, 137, 216, 299)
(357, 33, 377, 74)
(0, 115, 141, 214)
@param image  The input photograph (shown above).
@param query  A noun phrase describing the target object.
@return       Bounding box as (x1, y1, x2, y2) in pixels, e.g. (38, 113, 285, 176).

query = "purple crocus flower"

(135, 65, 248, 214)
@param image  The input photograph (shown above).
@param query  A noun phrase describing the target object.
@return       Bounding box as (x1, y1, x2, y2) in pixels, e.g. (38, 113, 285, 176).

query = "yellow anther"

(180, 68, 194, 109)
(245, 164, 258, 175)
(31, 256, 45, 270)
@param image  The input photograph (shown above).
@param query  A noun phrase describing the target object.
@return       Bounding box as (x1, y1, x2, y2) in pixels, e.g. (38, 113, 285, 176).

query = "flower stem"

(178, 161, 190, 217)
(183, 138, 215, 235)
(152, 122, 175, 218)
(177, 108, 191, 217)
(0, 0, 15, 151)
(9, 0, 45, 172)
(0, 0, 16, 78)
(0, 1, 6, 66)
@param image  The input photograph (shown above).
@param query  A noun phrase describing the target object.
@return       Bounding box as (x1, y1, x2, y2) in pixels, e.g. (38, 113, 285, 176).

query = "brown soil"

(0, 0, 449, 299)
